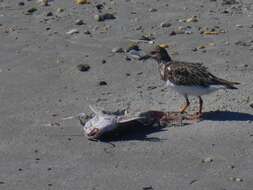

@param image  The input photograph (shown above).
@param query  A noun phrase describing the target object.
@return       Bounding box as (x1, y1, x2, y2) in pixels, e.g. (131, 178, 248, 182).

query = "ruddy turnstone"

(141, 46, 240, 118)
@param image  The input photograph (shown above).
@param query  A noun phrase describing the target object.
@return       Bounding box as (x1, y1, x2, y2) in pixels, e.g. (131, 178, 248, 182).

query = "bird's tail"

(213, 77, 240, 89)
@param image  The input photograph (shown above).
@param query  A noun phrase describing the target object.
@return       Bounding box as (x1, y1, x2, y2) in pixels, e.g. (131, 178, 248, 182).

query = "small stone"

(77, 64, 90, 72)
(235, 24, 243, 28)
(26, 8, 37, 15)
(149, 8, 157, 12)
(186, 16, 198, 23)
(95, 4, 104, 11)
(142, 186, 153, 190)
(94, 13, 116, 22)
(0, 181, 5, 184)
(170, 31, 177, 36)
(160, 20, 172, 28)
(112, 47, 124, 53)
(99, 81, 107, 86)
(222, 0, 238, 5)
(18, 2, 25, 6)
(38, 0, 49, 6)
(190, 179, 198, 184)
(66, 29, 79, 35)
(84, 30, 91, 35)
(57, 8, 64, 13)
(229, 177, 243, 182)
(202, 157, 213, 163)
(75, 19, 84, 25)
(249, 102, 253, 108)
(126, 43, 139, 52)
(102, 60, 106, 64)
(46, 12, 53, 17)
(75, 0, 90, 5)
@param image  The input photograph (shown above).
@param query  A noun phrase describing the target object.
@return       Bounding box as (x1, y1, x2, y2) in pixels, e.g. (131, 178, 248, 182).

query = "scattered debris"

(186, 16, 198, 23)
(99, 81, 108, 86)
(142, 186, 154, 190)
(126, 43, 140, 52)
(160, 20, 172, 28)
(75, 0, 90, 5)
(229, 177, 243, 182)
(200, 27, 225, 35)
(25, 8, 38, 15)
(249, 102, 253, 108)
(75, 19, 85, 25)
(222, 0, 239, 5)
(94, 13, 116, 22)
(38, 0, 49, 6)
(77, 64, 90, 72)
(112, 47, 124, 53)
(235, 40, 252, 47)
(66, 29, 79, 35)
(201, 157, 213, 163)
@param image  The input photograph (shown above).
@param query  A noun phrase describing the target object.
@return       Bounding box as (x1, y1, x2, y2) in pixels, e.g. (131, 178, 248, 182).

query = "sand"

(0, 0, 253, 189)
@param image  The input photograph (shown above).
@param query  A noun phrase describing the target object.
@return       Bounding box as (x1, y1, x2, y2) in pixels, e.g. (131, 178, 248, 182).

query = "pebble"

(57, 8, 64, 13)
(26, 8, 38, 15)
(99, 81, 107, 86)
(222, 0, 238, 5)
(142, 186, 153, 190)
(18, 2, 25, 6)
(84, 30, 91, 35)
(46, 12, 53, 17)
(160, 20, 172, 28)
(95, 4, 104, 11)
(75, 19, 84, 25)
(149, 8, 157, 12)
(77, 64, 90, 72)
(186, 16, 198, 23)
(229, 177, 243, 182)
(66, 29, 79, 35)
(0, 181, 5, 184)
(75, 0, 90, 5)
(94, 13, 116, 22)
(201, 157, 213, 163)
(249, 102, 253, 108)
(112, 47, 124, 53)
(38, 0, 48, 6)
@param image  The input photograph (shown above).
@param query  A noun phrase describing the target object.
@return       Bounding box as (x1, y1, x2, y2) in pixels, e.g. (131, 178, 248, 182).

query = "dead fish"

(82, 106, 141, 139)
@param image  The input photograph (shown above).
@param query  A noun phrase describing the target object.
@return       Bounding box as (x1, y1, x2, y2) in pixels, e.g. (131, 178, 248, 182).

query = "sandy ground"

(0, 0, 253, 189)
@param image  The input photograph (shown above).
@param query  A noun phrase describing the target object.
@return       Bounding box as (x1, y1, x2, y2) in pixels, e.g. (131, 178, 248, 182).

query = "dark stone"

(18, 2, 25, 6)
(99, 81, 107, 86)
(77, 64, 90, 72)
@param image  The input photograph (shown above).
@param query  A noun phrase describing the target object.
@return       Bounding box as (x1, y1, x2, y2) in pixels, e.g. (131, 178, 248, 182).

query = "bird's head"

(140, 45, 172, 63)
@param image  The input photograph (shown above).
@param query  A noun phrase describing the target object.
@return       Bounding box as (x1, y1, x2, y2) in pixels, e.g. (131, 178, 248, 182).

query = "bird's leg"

(191, 96, 203, 121)
(179, 95, 190, 113)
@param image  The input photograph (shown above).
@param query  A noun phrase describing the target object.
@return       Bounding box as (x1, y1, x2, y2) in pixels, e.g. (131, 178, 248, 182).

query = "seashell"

(75, 0, 90, 5)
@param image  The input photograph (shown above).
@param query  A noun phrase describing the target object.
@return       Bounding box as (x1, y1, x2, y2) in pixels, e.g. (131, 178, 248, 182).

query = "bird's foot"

(189, 112, 203, 122)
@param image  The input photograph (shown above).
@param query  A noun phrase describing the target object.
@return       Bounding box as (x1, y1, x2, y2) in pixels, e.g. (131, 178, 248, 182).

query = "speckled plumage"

(144, 46, 240, 116)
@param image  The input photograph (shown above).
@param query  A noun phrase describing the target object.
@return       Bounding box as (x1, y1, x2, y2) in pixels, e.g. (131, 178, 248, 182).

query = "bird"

(140, 46, 240, 119)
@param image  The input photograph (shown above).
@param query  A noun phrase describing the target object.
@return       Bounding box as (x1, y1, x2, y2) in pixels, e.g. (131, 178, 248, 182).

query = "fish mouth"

(87, 128, 101, 139)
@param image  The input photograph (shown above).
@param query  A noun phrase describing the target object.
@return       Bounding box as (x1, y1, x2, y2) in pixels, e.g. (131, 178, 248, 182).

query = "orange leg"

(192, 96, 203, 120)
(180, 95, 190, 113)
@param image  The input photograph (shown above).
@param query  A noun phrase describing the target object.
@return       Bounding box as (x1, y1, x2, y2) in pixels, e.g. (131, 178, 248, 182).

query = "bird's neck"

(158, 61, 171, 81)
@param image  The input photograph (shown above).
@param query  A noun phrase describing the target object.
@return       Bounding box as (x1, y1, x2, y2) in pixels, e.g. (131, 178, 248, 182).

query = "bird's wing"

(166, 61, 215, 87)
